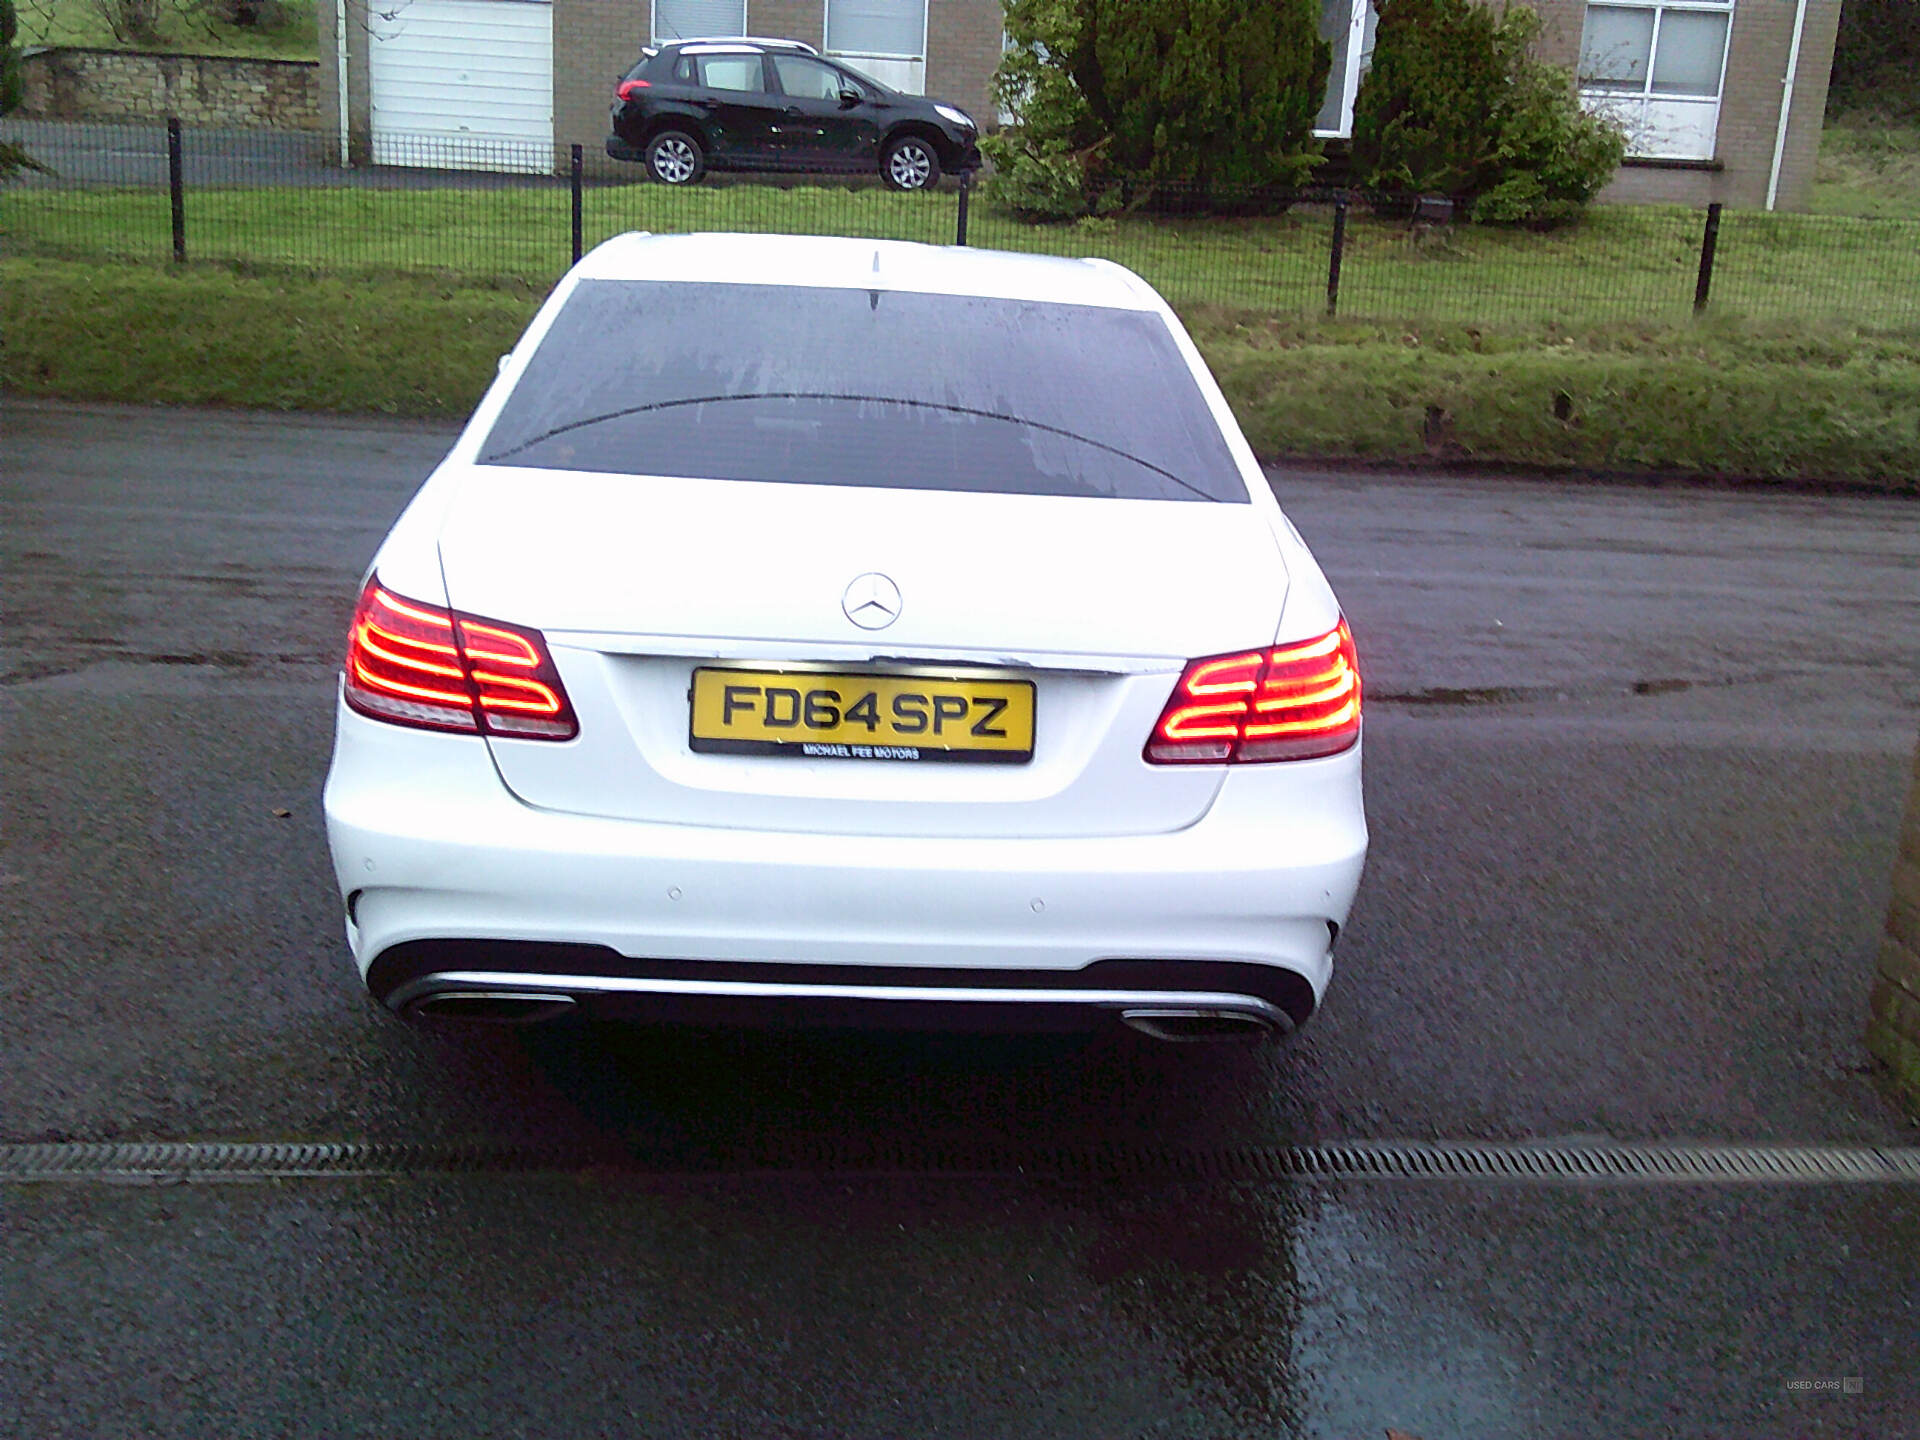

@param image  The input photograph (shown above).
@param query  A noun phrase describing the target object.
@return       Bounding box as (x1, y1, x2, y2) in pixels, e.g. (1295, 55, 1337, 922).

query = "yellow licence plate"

(689, 668, 1035, 764)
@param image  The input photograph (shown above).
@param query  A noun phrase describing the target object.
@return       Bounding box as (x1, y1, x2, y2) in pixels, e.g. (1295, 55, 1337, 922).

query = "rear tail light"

(343, 579, 578, 741)
(1146, 619, 1360, 764)
(616, 79, 650, 100)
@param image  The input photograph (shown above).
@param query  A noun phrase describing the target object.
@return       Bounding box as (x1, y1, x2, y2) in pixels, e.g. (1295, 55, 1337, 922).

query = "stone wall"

(1869, 738, 1920, 1115)
(19, 47, 321, 131)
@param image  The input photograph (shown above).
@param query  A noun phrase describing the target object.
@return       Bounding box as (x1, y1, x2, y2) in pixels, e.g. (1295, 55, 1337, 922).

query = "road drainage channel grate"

(4, 1139, 1920, 1185)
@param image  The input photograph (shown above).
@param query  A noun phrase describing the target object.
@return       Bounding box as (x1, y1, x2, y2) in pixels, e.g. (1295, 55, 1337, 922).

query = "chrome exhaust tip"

(407, 991, 578, 1024)
(1118, 1008, 1277, 1043)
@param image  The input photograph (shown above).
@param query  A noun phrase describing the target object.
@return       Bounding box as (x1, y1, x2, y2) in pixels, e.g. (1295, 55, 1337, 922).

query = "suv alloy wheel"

(647, 130, 705, 185)
(882, 135, 940, 191)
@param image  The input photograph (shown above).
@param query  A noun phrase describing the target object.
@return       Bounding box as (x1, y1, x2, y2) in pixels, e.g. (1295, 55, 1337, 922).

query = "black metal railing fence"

(5, 119, 1919, 335)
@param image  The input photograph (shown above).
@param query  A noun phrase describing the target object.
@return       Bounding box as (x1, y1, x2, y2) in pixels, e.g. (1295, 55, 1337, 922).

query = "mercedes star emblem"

(842, 572, 902, 630)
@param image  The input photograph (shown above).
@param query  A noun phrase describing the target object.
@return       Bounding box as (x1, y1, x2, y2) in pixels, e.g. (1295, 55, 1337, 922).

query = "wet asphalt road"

(0, 117, 565, 190)
(4, 399, 1920, 1436)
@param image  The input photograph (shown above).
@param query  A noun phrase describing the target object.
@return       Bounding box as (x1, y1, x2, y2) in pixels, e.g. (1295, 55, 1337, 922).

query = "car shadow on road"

(431, 1016, 1320, 1163)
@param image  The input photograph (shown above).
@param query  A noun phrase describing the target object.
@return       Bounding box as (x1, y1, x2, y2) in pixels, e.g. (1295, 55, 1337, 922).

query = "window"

(1579, 1, 1732, 160)
(481, 282, 1250, 504)
(824, 0, 927, 93)
(697, 54, 767, 92)
(773, 56, 854, 102)
(825, 0, 925, 59)
(651, 0, 745, 44)
(1316, 0, 1378, 138)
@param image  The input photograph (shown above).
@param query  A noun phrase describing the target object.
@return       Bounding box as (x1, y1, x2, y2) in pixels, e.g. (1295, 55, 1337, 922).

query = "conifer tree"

(1076, 0, 1329, 191)
(1830, 0, 1920, 118)
(2, 0, 37, 181)
(1350, 0, 1508, 197)
(1350, 0, 1623, 225)
(989, 0, 1329, 216)
(2, 0, 23, 120)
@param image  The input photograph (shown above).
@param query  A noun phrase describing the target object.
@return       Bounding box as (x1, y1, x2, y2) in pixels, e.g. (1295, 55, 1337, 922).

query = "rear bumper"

(323, 701, 1366, 1029)
(370, 943, 1317, 1033)
(605, 135, 646, 163)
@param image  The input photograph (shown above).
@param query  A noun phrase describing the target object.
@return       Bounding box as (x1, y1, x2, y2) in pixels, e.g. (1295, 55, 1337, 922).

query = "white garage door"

(369, 0, 555, 173)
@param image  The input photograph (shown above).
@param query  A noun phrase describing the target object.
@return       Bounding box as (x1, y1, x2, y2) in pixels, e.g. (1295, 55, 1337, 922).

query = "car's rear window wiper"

(481, 392, 1217, 501)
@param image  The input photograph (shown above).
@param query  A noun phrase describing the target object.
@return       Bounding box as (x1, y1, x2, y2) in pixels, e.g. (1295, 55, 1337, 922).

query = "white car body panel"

(436, 472, 1287, 836)
(328, 706, 1365, 986)
(437, 470, 1286, 659)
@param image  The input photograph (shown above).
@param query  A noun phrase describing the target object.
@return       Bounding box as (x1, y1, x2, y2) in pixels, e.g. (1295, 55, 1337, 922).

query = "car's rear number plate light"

(689, 667, 1034, 764)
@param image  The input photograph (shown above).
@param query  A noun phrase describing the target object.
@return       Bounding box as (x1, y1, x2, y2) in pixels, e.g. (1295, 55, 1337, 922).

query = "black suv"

(607, 38, 981, 190)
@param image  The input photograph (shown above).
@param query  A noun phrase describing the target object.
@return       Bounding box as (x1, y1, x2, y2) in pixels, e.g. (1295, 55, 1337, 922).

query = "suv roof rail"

(666, 36, 819, 54)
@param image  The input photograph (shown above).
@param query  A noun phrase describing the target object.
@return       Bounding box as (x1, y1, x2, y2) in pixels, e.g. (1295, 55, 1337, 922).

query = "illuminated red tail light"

(1146, 619, 1360, 764)
(343, 579, 578, 741)
(616, 79, 650, 100)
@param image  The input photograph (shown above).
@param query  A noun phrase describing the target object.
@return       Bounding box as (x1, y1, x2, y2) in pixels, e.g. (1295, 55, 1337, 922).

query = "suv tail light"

(1146, 619, 1360, 764)
(616, 79, 650, 100)
(343, 579, 578, 741)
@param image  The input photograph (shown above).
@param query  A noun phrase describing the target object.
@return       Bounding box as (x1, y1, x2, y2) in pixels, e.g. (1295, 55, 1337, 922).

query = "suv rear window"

(697, 55, 765, 91)
(481, 280, 1249, 503)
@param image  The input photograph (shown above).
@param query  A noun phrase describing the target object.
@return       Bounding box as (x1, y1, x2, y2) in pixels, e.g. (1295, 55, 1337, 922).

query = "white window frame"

(651, 0, 747, 46)
(1578, 0, 1735, 162)
(997, 29, 1016, 127)
(821, 0, 929, 61)
(1313, 0, 1375, 140)
(821, 0, 929, 94)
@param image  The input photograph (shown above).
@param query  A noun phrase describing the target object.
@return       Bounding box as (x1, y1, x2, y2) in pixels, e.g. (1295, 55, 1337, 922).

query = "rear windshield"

(479, 280, 1249, 503)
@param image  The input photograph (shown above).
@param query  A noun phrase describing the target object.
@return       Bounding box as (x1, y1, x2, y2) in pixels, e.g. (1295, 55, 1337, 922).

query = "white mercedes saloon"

(322, 232, 1367, 1043)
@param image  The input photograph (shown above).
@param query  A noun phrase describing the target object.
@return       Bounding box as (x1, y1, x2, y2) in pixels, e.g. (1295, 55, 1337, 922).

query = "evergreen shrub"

(1351, 0, 1624, 226)
(2, 0, 23, 119)
(2, 0, 39, 182)
(987, 0, 1329, 219)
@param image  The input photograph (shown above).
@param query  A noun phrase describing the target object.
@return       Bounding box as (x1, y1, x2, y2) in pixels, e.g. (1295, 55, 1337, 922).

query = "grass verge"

(16, 0, 319, 61)
(1812, 113, 1920, 221)
(0, 258, 536, 413)
(1191, 311, 1920, 488)
(4, 256, 1918, 492)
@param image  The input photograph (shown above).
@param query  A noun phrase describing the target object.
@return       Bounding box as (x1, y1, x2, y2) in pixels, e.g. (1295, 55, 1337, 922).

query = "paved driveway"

(0, 116, 566, 188)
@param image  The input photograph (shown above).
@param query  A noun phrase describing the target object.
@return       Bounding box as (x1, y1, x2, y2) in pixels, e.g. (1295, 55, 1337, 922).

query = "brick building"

(318, 0, 1840, 207)
(1539, 0, 1840, 209)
